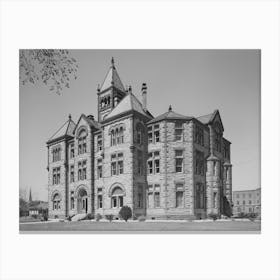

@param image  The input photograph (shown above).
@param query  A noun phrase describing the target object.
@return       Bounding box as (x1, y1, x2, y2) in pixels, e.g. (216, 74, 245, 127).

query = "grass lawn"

(20, 220, 261, 233)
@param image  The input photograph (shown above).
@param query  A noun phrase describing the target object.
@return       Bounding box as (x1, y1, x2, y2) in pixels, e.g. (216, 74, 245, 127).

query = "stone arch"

(51, 190, 62, 201)
(74, 184, 89, 198)
(76, 125, 88, 139)
(108, 182, 126, 197)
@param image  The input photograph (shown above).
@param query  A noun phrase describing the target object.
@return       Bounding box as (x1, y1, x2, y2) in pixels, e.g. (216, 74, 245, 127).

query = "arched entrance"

(77, 188, 88, 214)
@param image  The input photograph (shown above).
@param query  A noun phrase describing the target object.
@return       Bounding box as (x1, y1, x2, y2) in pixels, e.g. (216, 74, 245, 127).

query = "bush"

(245, 212, 258, 221)
(82, 213, 95, 220)
(119, 206, 132, 222)
(208, 213, 218, 221)
(105, 214, 114, 222)
(95, 213, 102, 221)
(138, 215, 146, 222)
(238, 212, 247, 219)
(41, 213, 48, 221)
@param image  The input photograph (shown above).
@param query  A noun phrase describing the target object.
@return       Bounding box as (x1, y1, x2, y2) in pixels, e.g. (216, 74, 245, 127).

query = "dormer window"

(78, 129, 87, 154)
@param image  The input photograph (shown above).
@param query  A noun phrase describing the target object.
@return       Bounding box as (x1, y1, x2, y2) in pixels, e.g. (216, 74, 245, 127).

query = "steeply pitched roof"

(100, 58, 125, 92)
(197, 110, 224, 131)
(148, 106, 192, 124)
(104, 92, 151, 121)
(47, 115, 76, 143)
(73, 114, 101, 134)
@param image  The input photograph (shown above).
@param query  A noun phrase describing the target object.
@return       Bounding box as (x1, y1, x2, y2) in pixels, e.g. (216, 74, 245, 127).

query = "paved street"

(20, 220, 261, 232)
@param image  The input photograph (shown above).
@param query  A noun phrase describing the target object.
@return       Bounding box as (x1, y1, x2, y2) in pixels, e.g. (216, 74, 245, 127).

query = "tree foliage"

(119, 206, 132, 222)
(20, 49, 78, 94)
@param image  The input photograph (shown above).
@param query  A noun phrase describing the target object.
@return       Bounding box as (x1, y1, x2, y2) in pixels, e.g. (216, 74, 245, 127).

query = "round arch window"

(111, 187, 124, 208)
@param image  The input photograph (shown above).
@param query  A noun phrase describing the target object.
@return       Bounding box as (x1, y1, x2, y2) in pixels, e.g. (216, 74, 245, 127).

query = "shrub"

(138, 215, 146, 222)
(119, 206, 132, 222)
(95, 213, 102, 221)
(105, 214, 114, 222)
(81, 213, 95, 220)
(245, 212, 258, 221)
(238, 212, 247, 219)
(208, 213, 218, 221)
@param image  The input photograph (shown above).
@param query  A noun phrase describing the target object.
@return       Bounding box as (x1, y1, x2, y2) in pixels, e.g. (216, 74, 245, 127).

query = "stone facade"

(47, 59, 233, 220)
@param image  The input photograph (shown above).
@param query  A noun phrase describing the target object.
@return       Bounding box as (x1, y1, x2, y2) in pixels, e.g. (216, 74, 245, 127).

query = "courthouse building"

(46, 58, 233, 220)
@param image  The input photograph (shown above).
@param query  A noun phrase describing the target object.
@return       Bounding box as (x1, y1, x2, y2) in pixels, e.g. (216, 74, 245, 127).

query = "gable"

(211, 110, 224, 132)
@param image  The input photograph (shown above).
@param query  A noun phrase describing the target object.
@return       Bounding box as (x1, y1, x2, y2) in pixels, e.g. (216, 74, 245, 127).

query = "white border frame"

(1, 1, 280, 280)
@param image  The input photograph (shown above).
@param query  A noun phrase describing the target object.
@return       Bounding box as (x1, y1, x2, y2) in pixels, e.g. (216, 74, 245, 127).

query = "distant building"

(232, 188, 261, 216)
(46, 58, 233, 220)
(28, 201, 48, 216)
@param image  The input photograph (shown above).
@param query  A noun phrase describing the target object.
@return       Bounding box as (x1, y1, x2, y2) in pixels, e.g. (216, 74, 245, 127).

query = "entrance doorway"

(77, 188, 88, 214)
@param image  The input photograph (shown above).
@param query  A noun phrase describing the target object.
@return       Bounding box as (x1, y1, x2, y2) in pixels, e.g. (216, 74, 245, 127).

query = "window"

(249, 207, 252, 213)
(249, 200, 252, 205)
(69, 143, 74, 158)
(148, 124, 160, 143)
(195, 126, 204, 146)
(237, 207, 241, 212)
(215, 135, 221, 152)
(52, 193, 61, 210)
(224, 144, 230, 159)
(243, 200, 245, 205)
(175, 150, 183, 172)
(236, 201, 239, 205)
(111, 125, 124, 146)
(147, 184, 160, 208)
(111, 153, 124, 175)
(195, 183, 205, 209)
(78, 160, 87, 180)
(70, 191, 74, 209)
(78, 130, 87, 155)
(52, 167, 61, 185)
(174, 122, 183, 141)
(137, 150, 143, 175)
(97, 188, 103, 209)
(52, 146, 61, 162)
(97, 158, 102, 179)
(213, 192, 217, 208)
(147, 151, 160, 174)
(195, 150, 204, 175)
(70, 165, 74, 183)
(111, 187, 124, 208)
(175, 184, 184, 208)
(97, 135, 103, 151)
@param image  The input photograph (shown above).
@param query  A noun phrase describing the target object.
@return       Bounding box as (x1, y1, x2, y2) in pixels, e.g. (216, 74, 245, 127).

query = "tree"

(119, 206, 132, 222)
(19, 198, 28, 217)
(20, 49, 78, 94)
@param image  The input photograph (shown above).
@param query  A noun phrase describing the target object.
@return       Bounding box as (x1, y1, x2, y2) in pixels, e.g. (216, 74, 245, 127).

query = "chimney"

(141, 83, 147, 111)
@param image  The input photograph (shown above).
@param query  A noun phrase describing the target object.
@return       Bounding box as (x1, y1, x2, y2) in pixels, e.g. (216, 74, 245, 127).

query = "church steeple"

(29, 188, 32, 202)
(97, 58, 127, 121)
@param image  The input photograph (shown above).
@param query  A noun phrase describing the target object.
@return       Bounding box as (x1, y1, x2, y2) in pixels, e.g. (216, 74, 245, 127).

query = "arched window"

(78, 129, 87, 154)
(52, 193, 61, 210)
(52, 146, 61, 162)
(110, 125, 124, 146)
(111, 187, 124, 208)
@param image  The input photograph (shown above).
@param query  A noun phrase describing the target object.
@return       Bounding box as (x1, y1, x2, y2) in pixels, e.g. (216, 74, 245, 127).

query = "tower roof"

(148, 106, 192, 124)
(103, 92, 151, 121)
(100, 57, 126, 93)
(47, 115, 76, 144)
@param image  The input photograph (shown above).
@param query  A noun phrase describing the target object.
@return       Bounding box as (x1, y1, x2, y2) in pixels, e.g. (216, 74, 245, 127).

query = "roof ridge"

(48, 119, 69, 141)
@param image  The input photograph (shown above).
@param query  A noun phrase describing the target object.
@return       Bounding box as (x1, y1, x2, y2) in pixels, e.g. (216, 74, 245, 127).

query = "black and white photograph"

(1, 1, 280, 280)
(19, 49, 261, 233)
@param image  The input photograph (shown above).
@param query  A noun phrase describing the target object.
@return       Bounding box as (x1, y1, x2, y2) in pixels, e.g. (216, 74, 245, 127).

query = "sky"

(19, 50, 260, 201)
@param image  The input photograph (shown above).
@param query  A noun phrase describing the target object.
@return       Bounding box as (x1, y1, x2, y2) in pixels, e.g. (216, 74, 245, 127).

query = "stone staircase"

(71, 213, 87, 221)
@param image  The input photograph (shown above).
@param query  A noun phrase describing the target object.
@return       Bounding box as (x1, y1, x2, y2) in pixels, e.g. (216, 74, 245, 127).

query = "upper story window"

(78, 160, 87, 180)
(70, 165, 74, 183)
(214, 123, 222, 152)
(195, 126, 204, 146)
(195, 150, 204, 175)
(69, 143, 74, 158)
(136, 123, 144, 145)
(97, 158, 103, 179)
(52, 167, 61, 185)
(174, 122, 183, 141)
(175, 150, 184, 173)
(110, 125, 125, 146)
(97, 134, 103, 151)
(148, 124, 160, 144)
(52, 146, 61, 162)
(147, 151, 160, 175)
(78, 130, 87, 154)
(111, 153, 124, 176)
(100, 95, 111, 109)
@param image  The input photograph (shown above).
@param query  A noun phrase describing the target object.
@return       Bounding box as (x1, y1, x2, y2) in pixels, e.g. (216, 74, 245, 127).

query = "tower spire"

(111, 57, 115, 68)
(29, 188, 32, 202)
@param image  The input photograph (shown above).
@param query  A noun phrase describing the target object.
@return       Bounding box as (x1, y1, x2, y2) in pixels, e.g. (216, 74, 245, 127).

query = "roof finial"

(128, 85, 132, 93)
(111, 57, 115, 67)
(97, 84, 100, 92)
(169, 105, 172, 112)
(68, 114, 72, 120)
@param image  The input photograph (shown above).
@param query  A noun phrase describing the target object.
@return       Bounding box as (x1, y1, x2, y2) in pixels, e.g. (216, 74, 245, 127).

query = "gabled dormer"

(97, 58, 127, 122)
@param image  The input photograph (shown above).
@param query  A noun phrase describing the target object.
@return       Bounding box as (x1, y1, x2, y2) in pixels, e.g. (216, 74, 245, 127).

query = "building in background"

(232, 188, 261, 216)
(46, 58, 233, 220)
